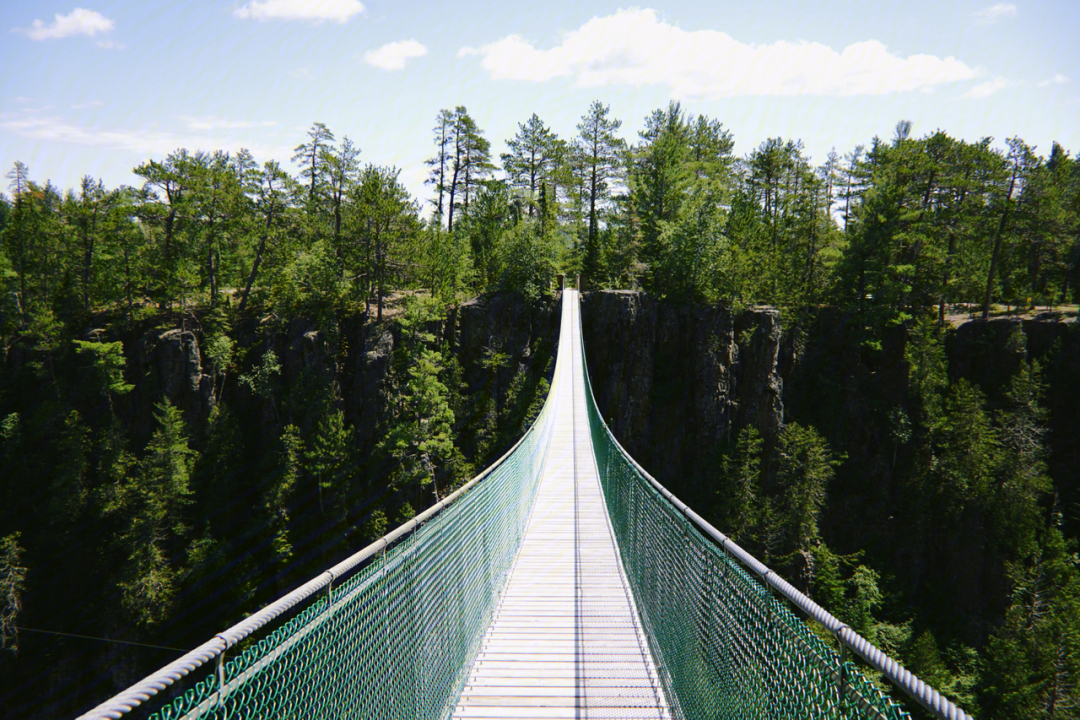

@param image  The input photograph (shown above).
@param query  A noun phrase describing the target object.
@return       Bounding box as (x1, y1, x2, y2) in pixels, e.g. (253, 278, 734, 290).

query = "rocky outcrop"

(129, 328, 214, 442)
(581, 291, 784, 507)
(450, 291, 559, 398)
(946, 316, 1080, 519)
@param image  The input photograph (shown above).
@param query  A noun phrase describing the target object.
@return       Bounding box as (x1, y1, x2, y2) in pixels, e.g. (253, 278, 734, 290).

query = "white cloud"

(963, 76, 1015, 98)
(233, 0, 364, 23)
(0, 114, 289, 163)
(71, 100, 104, 109)
(972, 3, 1018, 26)
(364, 40, 427, 71)
(181, 116, 278, 131)
(13, 8, 115, 41)
(458, 8, 980, 98)
(1038, 73, 1070, 87)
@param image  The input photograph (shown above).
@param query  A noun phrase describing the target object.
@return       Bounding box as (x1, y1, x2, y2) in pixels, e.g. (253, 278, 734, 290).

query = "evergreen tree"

(0, 533, 26, 653)
(381, 347, 456, 499)
(496, 219, 560, 301)
(718, 426, 762, 545)
(502, 113, 559, 219)
(575, 100, 625, 281)
(306, 410, 351, 519)
(269, 425, 302, 564)
(425, 109, 454, 224)
(982, 527, 1080, 719)
(110, 400, 198, 627)
(631, 102, 691, 288)
(349, 164, 422, 316)
(995, 337, 1053, 558)
(322, 136, 361, 272)
(292, 122, 336, 208)
(774, 422, 839, 590)
(930, 379, 1000, 511)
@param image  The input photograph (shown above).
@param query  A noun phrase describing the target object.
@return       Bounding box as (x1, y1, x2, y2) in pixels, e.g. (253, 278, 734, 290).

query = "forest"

(1, 100, 1079, 719)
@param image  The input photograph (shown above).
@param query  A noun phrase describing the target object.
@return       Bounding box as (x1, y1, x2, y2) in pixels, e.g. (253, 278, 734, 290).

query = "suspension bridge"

(78, 287, 972, 720)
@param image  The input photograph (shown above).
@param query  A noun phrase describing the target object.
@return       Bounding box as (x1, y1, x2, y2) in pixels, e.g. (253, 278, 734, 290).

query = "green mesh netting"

(117, 290, 919, 720)
(146, 393, 557, 720)
(581, 345, 910, 720)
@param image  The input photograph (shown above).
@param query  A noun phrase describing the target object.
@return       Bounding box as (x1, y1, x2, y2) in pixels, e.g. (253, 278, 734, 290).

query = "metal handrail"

(575, 290, 974, 720)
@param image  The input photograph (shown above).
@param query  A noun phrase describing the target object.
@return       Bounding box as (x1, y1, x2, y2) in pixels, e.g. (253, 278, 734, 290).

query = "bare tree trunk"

(983, 151, 1021, 320)
(239, 213, 273, 313)
(982, 202, 1015, 320)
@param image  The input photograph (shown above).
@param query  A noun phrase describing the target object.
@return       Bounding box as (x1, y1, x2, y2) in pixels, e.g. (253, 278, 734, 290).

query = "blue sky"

(2, 1, 1077, 206)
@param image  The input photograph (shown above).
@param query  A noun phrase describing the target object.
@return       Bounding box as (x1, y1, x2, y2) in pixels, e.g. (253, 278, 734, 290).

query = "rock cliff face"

(581, 291, 1080, 643)
(134, 328, 215, 433)
(946, 316, 1080, 520)
(581, 291, 784, 509)
(449, 292, 559, 405)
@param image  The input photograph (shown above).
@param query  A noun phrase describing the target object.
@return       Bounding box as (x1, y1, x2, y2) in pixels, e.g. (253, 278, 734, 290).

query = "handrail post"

(213, 649, 225, 712)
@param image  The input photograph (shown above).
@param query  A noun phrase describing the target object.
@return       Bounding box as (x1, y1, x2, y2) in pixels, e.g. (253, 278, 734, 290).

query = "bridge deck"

(454, 290, 671, 719)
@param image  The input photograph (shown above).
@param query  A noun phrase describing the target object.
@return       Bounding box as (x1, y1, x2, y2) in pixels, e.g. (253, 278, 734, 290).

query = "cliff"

(581, 291, 1080, 648)
(581, 291, 785, 512)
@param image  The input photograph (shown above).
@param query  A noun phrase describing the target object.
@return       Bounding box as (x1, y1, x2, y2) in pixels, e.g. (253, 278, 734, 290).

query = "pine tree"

(575, 101, 625, 280)
(0, 532, 26, 653)
(502, 113, 558, 219)
(323, 136, 361, 272)
(982, 527, 1080, 719)
(269, 425, 302, 563)
(995, 349, 1053, 558)
(306, 410, 351, 518)
(425, 109, 455, 225)
(292, 122, 336, 208)
(112, 400, 198, 627)
(718, 426, 762, 545)
(774, 422, 839, 590)
(931, 379, 999, 511)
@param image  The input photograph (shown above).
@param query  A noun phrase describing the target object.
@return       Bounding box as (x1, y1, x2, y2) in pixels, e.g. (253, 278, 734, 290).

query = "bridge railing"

(578, 296, 974, 720)
(77, 317, 563, 720)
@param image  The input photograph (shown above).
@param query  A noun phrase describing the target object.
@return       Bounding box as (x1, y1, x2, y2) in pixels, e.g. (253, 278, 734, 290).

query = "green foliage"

(306, 410, 352, 518)
(73, 339, 133, 405)
(50, 410, 90, 519)
(808, 541, 848, 611)
(381, 347, 456, 494)
(994, 359, 1053, 557)
(718, 426, 763, 544)
(929, 379, 1000, 510)
(775, 421, 839, 553)
(496, 220, 560, 300)
(396, 502, 416, 524)
(458, 180, 511, 292)
(269, 425, 302, 563)
(239, 348, 281, 400)
(981, 527, 1080, 719)
(110, 400, 198, 627)
(846, 565, 883, 641)
(0, 413, 20, 451)
(905, 313, 948, 420)
(205, 333, 235, 403)
(0, 532, 26, 653)
(361, 509, 388, 543)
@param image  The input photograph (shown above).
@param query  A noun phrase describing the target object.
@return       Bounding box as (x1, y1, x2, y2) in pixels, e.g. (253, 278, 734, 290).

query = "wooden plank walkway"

(453, 289, 671, 720)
